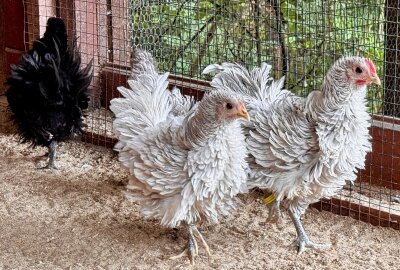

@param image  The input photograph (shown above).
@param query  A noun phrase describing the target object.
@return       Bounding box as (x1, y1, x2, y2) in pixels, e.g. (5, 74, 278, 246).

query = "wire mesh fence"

(132, 1, 386, 110)
(12, 0, 400, 229)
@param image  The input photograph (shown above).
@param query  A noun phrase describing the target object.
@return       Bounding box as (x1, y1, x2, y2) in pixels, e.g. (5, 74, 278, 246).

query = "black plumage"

(6, 17, 93, 169)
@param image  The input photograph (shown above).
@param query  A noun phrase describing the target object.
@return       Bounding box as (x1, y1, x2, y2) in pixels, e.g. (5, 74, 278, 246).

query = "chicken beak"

(237, 104, 250, 121)
(371, 75, 381, 86)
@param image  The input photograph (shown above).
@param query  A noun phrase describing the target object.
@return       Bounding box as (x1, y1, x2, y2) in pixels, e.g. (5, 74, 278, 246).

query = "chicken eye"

(355, 67, 362, 74)
(226, 103, 233, 110)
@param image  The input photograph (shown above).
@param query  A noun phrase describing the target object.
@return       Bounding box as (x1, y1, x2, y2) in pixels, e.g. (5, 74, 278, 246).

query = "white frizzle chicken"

(110, 49, 250, 265)
(203, 57, 381, 254)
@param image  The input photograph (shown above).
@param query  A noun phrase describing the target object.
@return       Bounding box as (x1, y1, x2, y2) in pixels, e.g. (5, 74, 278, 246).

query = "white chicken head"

(338, 57, 381, 89)
(203, 91, 250, 123)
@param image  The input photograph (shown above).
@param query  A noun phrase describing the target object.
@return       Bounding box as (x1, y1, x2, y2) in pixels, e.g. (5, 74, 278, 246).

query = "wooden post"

(58, 0, 75, 47)
(1, 0, 26, 95)
(384, 0, 400, 117)
(0, 1, 5, 95)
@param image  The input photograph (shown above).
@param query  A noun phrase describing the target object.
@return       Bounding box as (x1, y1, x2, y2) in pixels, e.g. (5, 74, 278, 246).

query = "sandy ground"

(0, 133, 399, 270)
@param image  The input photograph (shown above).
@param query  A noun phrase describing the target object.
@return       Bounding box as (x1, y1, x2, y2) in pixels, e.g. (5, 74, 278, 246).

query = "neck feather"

(320, 67, 366, 110)
(183, 99, 222, 147)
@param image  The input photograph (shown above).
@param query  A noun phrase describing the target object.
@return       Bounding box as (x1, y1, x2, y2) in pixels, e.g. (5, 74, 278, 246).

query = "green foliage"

(131, 0, 385, 113)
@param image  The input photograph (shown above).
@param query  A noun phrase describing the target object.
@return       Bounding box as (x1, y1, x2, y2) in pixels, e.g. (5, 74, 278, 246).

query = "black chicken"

(6, 17, 93, 169)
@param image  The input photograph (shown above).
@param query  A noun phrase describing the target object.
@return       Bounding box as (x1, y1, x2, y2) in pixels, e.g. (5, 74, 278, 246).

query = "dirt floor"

(0, 133, 399, 270)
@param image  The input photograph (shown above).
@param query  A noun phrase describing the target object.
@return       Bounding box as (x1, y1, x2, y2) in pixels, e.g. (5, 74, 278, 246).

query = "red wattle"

(356, 79, 366, 85)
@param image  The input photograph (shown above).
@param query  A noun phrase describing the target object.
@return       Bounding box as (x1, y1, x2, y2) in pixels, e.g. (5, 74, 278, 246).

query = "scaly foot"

(292, 236, 331, 255)
(170, 224, 212, 266)
(37, 141, 58, 170)
(289, 207, 331, 254)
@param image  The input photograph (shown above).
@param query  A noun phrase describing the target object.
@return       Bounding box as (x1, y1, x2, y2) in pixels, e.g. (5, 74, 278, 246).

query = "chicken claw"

(37, 141, 58, 170)
(289, 208, 331, 254)
(170, 224, 211, 266)
(292, 236, 331, 255)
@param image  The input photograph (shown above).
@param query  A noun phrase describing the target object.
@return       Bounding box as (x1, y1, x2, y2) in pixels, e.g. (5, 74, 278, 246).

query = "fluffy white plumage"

(110, 49, 249, 264)
(203, 56, 379, 253)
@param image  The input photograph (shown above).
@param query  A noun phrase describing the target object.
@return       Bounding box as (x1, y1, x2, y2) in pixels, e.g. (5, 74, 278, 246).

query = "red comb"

(365, 58, 376, 74)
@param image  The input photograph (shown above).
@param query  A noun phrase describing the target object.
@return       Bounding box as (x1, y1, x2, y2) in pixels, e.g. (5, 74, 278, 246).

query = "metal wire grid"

(384, 0, 400, 117)
(131, 1, 385, 107)
(20, 0, 400, 227)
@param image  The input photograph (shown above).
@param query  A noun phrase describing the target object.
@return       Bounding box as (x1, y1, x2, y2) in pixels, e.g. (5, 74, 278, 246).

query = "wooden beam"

(82, 131, 117, 149)
(100, 65, 210, 109)
(313, 198, 400, 230)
